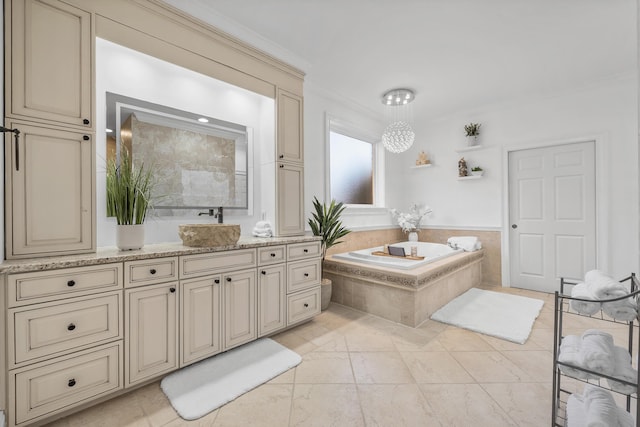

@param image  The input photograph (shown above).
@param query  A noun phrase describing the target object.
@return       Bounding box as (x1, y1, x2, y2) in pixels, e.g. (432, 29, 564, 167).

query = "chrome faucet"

(198, 207, 223, 223)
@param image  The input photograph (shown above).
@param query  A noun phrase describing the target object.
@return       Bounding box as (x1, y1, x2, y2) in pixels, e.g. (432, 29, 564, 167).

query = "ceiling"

(162, 0, 636, 120)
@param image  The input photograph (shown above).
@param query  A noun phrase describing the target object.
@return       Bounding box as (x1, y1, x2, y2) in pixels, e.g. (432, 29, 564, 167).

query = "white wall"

(384, 76, 638, 279)
(96, 38, 275, 246)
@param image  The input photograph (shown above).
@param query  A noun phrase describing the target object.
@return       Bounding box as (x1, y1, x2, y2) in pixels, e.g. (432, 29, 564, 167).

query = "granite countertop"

(0, 235, 321, 274)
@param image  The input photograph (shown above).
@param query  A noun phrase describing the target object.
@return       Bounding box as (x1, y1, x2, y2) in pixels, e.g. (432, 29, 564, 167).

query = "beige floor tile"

(436, 328, 496, 352)
(350, 351, 415, 384)
(271, 330, 318, 355)
(212, 384, 293, 427)
(268, 367, 296, 384)
(60, 392, 150, 427)
(135, 382, 179, 426)
(501, 350, 554, 383)
(478, 332, 545, 351)
(290, 384, 365, 427)
(523, 327, 555, 350)
(294, 352, 354, 383)
(420, 383, 518, 426)
(481, 382, 553, 427)
(401, 351, 474, 383)
(344, 328, 397, 351)
(452, 351, 534, 383)
(357, 384, 441, 426)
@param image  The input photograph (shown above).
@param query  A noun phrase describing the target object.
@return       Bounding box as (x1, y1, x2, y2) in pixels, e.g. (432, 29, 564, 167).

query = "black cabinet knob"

(270, 253, 276, 257)
(279, 164, 284, 168)
(304, 303, 309, 308)
(214, 279, 220, 284)
(226, 277, 232, 282)
(67, 280, 76, 287)
(67, 323, 76, 331)
(303, 249, 309, 253)
(82, 135, 90, 141)
(261, 270, 267, 275)
(279, 154, 284, 159)
(82, 118, 90, 125)
(511, 224, 518, 229)
(68, 379, 76, 387)
(150, 268, 157, 275)
(169, 287, 176, 293)
(304, 273, 309, 277)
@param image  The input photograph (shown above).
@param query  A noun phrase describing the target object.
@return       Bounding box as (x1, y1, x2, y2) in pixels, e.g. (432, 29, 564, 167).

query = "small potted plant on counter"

(471, 166, 484, 176)
(106, 148, 156, 250)
(308, 196, 351, 310)
(464, 122, 481, 146)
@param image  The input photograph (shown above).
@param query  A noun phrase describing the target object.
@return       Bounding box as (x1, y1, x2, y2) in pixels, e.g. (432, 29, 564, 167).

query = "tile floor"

(47, 284, 634, 426)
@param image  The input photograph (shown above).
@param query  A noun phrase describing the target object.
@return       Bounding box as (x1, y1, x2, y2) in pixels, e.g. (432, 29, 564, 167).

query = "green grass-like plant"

(106, 149, 154, 225)
(464, 122, 481, 136)
(308, 196, 351, 260)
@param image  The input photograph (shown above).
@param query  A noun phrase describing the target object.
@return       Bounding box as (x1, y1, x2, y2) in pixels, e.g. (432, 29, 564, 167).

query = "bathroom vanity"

(0, 237, 321, 426)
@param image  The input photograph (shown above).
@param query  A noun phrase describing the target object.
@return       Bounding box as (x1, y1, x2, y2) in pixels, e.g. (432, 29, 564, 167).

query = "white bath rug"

(161, 338, 301, 420)
(430, 288, 544, 344)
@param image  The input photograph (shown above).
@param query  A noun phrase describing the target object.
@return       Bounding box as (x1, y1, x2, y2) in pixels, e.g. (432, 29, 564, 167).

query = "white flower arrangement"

(390, 204, 433, 233)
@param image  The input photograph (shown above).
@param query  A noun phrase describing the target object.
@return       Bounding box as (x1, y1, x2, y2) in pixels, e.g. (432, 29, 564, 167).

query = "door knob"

(511, 224, 518, 229)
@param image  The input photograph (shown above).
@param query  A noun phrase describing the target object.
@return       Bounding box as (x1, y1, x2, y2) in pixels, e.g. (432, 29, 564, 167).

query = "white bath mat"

(160, 338, 301, 420)
(430, 288, 544, 344)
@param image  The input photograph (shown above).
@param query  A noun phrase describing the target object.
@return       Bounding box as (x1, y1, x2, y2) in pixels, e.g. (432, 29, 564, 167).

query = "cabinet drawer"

(124, 257, 178, 287)
(287, 259, 321, 293)
(287, 241, 321, 261)
(7, 263, 123, 307)
(11, 343, 122, 426)
(180, 249, 257, 279)
(287, 287, 321, 325)
(258, 245, 286, 266)
(9, 292, 122, 367)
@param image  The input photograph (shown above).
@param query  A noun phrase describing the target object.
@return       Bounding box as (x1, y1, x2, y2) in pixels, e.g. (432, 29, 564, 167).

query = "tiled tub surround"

(0, 236, 322, 427)
(325, 227, 501, 285)
(324, 250, 483, 327)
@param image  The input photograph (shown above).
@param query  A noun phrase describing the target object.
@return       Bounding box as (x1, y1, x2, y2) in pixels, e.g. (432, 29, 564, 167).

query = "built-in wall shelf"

(410, 163, 433, 169)
(455, 145, 485, 153)
(457, 175, 483, 181)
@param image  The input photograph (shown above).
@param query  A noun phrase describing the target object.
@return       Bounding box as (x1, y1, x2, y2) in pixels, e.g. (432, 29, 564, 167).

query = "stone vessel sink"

(178, 224, 241, 247)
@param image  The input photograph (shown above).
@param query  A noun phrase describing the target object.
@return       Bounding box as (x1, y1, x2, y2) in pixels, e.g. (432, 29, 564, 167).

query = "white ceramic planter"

(116, 224, 145, 250)
(408, 231, 419, 242)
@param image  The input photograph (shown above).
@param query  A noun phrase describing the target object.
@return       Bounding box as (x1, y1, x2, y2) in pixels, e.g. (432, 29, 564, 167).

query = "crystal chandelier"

(381, 88, 415, 153)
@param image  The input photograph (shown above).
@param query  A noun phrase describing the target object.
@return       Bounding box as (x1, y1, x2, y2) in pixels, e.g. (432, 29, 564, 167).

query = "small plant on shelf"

(464, 122, 481, 137)
(471, 166, 484, 176)
(471, 166, 483, 172)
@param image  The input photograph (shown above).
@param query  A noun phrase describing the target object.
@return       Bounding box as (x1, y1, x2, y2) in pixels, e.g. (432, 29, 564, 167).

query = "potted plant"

(106, 148, 155, 250)
(471, 166, 484, 176)
(464, 122, 481, 146)
(308, 196, 351, 310)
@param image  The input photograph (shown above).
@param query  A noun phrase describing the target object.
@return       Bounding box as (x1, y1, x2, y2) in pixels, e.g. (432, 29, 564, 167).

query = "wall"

(96, 38, 275, 246)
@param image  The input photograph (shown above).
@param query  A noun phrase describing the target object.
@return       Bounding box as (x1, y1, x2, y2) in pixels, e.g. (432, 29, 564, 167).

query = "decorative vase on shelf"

(116, 224, 145, 251)
(408, 231, 419, 242)
(466, 134, 480, 146)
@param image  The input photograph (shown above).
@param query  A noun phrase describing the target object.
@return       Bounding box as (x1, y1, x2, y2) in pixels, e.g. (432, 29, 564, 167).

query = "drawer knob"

(270, 253, 276, 257)
(169, 287, 176, 293)
(83, 118, 90, 125)
(150, 268, 157, 275)
(214, 279, 220, 284)
(68, 378, 76, 387)
(67, 323, 76, 331)
(67, 280, 76, 287)
(261, 270, 266, 275)
(226, 277, 232, 282)
(304, 303, 309, 308)
(304, 273, 309, 277)
(303, 249, 309, 253)
(83, 135, 90, 141)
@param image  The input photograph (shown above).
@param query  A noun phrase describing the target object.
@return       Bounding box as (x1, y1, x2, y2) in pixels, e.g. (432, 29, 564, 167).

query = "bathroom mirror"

(106, 92, 249, 216)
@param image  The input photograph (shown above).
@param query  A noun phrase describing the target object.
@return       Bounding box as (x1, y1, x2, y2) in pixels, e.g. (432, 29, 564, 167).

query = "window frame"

(325, 114, 386, 212)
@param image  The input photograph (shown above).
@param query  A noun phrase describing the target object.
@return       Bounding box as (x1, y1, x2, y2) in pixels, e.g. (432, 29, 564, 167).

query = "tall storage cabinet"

(4, 0, 95, 259)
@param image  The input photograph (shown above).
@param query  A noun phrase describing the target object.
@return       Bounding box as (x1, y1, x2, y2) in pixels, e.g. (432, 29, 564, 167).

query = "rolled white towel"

(447, 236, 481, 252)
(570, 282, 602, 315)
(581, 329, 615, 376)
(583, 385, 619, 427)
(602, 297, 638, 322)
(252, 220, 273, 238)
(585, 270, 628, 300)
(606, 346, 638, 394)
(566, 393, 587, 427)
(559, 335, 595, 379)
(617, 407, 635, 427)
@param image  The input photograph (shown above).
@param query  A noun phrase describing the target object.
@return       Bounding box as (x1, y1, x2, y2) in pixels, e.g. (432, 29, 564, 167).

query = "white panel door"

(508, 141, 596, 292)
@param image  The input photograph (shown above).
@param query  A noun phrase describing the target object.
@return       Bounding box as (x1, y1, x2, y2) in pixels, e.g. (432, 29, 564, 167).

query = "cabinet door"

(125, 283, 178, 387)
(181, 276, 221, 366)
(258, 265, 286, 337)
(7, 0, 93, 129)
(5, 121, 94, 258)
(223, 269, 257, 350)
(276, 162, 304, 236)
(276, 89, 303, 163)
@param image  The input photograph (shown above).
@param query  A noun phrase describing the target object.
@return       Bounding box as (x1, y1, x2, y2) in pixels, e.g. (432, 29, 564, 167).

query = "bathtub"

(333, 241, 463, 270)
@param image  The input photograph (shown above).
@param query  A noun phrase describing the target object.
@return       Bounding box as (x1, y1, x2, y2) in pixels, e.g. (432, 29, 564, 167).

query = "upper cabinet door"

(7, 0, 93, 129)
(276, 89, 303, 163)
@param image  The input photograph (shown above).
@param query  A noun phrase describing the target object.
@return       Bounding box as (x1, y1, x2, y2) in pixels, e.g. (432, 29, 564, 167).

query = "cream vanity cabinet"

(4, 0, 95, 259)
(257, 245, 287, 336)
(124, 257, 179, 387)
(5, 264, 123, 427)
(286, 241, 322, 324)
(276, 88, 305, 236)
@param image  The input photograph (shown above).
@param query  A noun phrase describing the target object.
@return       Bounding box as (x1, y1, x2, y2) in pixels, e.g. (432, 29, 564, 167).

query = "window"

(327, 118, 383, 207)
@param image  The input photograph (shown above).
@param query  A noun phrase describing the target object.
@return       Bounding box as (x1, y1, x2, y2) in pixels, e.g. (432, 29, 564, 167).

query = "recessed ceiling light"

(106, 128, 113, 133)
(198, 118, 209, 123)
